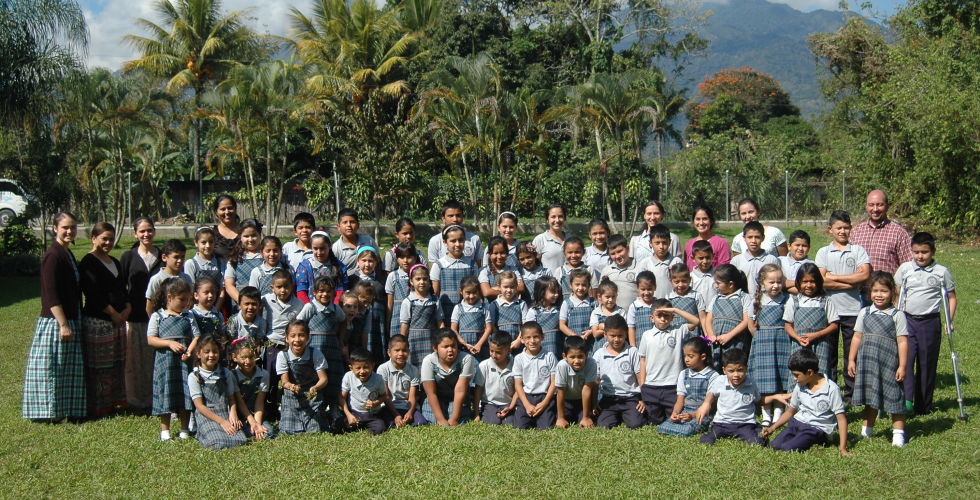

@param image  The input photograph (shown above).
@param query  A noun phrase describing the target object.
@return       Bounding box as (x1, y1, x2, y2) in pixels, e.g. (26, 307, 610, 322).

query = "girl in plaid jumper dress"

(784, 263, 840, 381)
(747, 264, 792, 426)
(147, 278, 200, 440)
(451, 276, 493, 360)
(189, 336, 248, 450)
(848, 272, 909, 447)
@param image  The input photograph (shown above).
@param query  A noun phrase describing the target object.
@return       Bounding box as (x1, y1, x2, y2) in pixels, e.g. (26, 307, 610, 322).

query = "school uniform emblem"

(741, 393, 753, 404)
(845, 257, 856, 268)
(398, 377, 410, 392)
(666, 336, 677, 348)
(626, 272, 636, 282)
(368, 390, 381, 401)
(927, 276, 940, 287)
(538, 365, 551, 379)
(618, 360, 633, 374)
(505, 375, 515, 392)
(464, 245, 474, 257)
(816, 400, 830, 412)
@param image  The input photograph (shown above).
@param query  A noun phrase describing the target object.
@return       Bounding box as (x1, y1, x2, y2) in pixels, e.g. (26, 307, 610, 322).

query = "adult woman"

(684, 206, 731, 268)
(631, 200, 681, 262)
(531, 204, 570, 274)
(119, 217, 161, 410)
(22, 212, 85, 422)
(496, 211, 521, 268)
(730, 197, 788, 257)
(211, 194, 240, 262)
(79, 222, 131, 417)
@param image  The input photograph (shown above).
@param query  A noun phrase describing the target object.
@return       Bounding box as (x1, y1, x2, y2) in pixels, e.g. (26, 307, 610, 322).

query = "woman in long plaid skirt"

(848, 272, 909, 447)
(22, 212, 87, 422)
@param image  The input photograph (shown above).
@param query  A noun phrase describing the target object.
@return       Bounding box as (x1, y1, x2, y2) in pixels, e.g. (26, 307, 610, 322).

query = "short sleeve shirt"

(332, 234, 378, 270)
(676, 367, 719, 396)
(420, 352, 476, 395)
(631, 232, 681, 263)
(789, 377, 846, 434)
(706, 291, 753, 319)
(731, 225, 787, 257)
(849, 218, 912, 275)
(377, 361, 420, 410)
(855, 306, 908, 337)
(553, 358, 599, 400)
(895, 261, 955, 315)
(263, 293, 305, 343)
(532, 231, 570, 274)
(188, 366, 237, 401)
(584, 245, 611, 273)
(783, 295, 840, 324)
(779, 256, 813, 285)
(592, 346, 641, 397)
(474, 358, 516, 405)
(589, 306, 625, 327)
(428, 231, 484, 265)
(730, 252, 780, 298)
(400, 291, 443, 324)
(691, 268, 716, 306)
(513, 350, 557, 394)
(559, 295, 595, 323)
(600, 258, 641, 309)
(640, 254, 683, 299)
(341, 371, 388, 413)
(232, 367, 270, 398)
(450, 300, 492, 325)
(145, 270, 193, 299)
(815, 243, 871, 316)
(282, 239, 314, 272)
(666, 290, 706, 313)
(707, 376, 760, 424)
(638, 324, 692, 386)
(276, 347, 327, 376)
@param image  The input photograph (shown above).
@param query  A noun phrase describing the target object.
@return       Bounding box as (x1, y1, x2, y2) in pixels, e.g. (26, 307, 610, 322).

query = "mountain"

(675, 0, 864, 117)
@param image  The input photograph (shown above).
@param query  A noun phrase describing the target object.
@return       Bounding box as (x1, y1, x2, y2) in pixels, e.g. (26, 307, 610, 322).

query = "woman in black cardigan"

(119, 217, 161, 410)
(22, 212, 85, 422)
(79, 222, 131, 417)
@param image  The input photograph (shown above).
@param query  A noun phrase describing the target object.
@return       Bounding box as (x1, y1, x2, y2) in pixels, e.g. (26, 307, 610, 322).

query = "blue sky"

(77, 0, 909, 70)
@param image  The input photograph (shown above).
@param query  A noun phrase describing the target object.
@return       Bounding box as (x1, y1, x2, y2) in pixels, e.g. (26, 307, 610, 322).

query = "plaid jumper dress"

(307, 304, 344, 406)
(435, 259, 477, 322)
(657, 369, 714, 436)
(670, 295, 701, 337)
(792, 296, 835, 381)
(566, 298, 597, 353)
(748, 295, 793, 393)
(407, 298, 439, 367)
(192, 367, 247, 450)
(388, 271, 411, 337)
(533, 306, 562, 358)
(151, 312, 196, 415)
(711, 293, 750, 364)
(852, 308, 906, 414)
(457, 302, 489, 360)
(233, 255, 263, 291)
(279, 350, 328, 434)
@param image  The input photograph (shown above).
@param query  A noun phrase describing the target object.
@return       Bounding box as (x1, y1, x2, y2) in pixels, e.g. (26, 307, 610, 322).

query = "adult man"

(849, 190, 912, 274)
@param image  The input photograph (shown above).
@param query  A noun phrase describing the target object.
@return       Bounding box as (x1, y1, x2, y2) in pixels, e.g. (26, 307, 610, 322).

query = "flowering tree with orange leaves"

(686, 67, 798, 137)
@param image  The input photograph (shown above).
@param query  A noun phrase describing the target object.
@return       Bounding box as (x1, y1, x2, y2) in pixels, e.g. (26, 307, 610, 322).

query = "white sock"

(892, 429, 906, 447)
(761, 407, 772, 425)
(861, 425, 874, 438)
(773, 407, 783, 422)
(178, 428, 191, 439)
(160, 430, 171, 441)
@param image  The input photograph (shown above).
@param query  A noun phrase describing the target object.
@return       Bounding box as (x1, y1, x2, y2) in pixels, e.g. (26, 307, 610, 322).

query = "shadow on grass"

(937, 372, 971, 386)
(932, 395, 978, 414)
(0, 276, 39, 309)
(906, 415, 957, 439)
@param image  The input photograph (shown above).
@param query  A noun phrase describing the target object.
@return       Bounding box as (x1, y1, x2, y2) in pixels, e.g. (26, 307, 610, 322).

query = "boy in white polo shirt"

(695, 348, 765, 445)
(593, 315, 646, 429)
(638, 298, 700, 425)
(895, 231, 956, 415)
(473, 332, 519, 425)
(815, 210, 871, 400)
(554, 336, 599, 428)
(339, 347, 395, 435)
(513, 322, 558, 429)
(763, 348, 851, 455)
(599, 234, 641, 309)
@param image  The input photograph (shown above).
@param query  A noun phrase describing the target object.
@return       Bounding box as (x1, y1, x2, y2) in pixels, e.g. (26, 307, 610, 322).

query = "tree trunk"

(595, 126, 617, 231)
(265, 131, 273, 236)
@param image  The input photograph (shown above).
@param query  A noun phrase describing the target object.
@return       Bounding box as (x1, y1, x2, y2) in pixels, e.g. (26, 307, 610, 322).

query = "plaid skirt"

(748, 326, 794, 394)
(22, 317, 86, 420)
(151, 347, 193, 415)
(194, 405, 248, 450)
(408, 327, 433, 367)
(793, 336, 836, 382)
(421, 397, 472, 424)
(279, 389, 328, 435)
(82, 316, 127, 416)
(852, 333, 905, 414)
(309, 335, 344, 407)
(658, 417, 709, 437)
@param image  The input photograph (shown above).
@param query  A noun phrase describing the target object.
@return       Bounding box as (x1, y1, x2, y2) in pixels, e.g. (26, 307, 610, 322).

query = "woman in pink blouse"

(684, 206, 731, 269)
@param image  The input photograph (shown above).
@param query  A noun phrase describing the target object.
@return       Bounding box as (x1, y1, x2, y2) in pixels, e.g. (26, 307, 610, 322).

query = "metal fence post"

(784, 169, 789, 222)
(842, 169, 846, 208)
(725, 168, 730, 221)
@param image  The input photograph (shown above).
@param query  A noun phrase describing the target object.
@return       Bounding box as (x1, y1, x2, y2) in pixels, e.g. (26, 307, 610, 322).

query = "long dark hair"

(229, 218, 263, 265)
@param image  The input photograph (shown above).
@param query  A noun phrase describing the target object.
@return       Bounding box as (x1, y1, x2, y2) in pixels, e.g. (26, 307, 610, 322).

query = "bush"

(0, 216, 41, 276)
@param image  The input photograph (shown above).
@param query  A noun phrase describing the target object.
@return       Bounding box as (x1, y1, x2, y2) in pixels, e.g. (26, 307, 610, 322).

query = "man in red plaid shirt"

(850, 190, 912, 274)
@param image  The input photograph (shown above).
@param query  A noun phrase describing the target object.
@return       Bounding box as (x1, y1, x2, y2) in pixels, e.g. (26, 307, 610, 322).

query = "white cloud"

(83, 0, 308, 70)
(704, 0, 844, 10)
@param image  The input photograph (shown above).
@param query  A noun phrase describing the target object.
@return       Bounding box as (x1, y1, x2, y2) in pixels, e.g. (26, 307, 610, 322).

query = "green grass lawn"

(1, 225, 977, 497)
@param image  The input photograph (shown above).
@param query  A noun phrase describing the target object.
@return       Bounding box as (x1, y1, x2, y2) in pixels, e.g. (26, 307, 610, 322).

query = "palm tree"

(125, 0, 262, 209)
(0, 0, 88, 126)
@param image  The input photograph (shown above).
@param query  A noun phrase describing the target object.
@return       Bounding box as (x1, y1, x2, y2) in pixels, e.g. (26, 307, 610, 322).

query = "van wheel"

(0, 209, 15, 227)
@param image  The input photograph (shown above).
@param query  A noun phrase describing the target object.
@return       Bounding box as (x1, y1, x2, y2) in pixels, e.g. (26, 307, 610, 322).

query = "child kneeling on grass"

(695, 348, 766, 446)
(761, 347, 850, 455)
(188, 335, 247, 450)
(421, 329, 475, 426)
(472, 332, 519, 425)
(554, 336, 599, 429)
(340, 347, 396, 435)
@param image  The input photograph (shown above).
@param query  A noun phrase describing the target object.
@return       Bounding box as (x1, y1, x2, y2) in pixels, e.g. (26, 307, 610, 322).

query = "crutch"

(941, 284, 968, 422)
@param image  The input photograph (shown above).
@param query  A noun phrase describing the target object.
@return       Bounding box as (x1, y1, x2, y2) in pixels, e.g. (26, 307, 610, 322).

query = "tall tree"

(125, 0, 262, 210)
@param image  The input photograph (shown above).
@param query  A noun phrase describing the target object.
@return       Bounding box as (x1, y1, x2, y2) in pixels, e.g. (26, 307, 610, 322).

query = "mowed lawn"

(0, 225, 976, 497)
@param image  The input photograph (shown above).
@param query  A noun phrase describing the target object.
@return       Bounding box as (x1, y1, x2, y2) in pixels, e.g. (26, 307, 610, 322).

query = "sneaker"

(178, 430, 191, 440)
(892, 433, 906, 447)
(160, 430, 171, 441)
(761, 416, 772, 427)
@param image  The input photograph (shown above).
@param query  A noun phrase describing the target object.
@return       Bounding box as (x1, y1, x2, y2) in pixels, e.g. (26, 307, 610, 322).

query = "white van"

(0, 179, 33, 227)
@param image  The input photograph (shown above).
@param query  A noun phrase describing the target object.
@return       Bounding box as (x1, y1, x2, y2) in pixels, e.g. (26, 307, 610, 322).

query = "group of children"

(137, 201, 955, 454)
